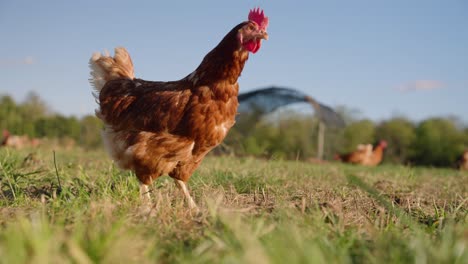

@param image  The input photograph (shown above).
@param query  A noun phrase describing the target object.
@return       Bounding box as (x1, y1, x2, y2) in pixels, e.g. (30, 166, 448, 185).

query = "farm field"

(0, 146, 467, 263)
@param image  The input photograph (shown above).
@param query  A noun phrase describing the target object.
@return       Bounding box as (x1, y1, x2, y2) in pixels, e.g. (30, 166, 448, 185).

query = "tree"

(0, 95, 22, 134)
(334, 105, 363, 124)
(464, 128, 468, 147)
(79, 115, 103, 148)
(409, 118, 465, 167)
(375, 117, 415, 164)
(340, 119, 375, 152)
(21, 91, 49, 119)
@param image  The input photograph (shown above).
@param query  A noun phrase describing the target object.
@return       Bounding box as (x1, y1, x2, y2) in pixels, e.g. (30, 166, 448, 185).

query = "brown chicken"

(89, 8, 269, 209)
(456, 150, 468, 171)
(1, 129, 40, 149)
(334, 144, 373, 164)
(335, 140, 387, 166)
(362, 140, 387, 166)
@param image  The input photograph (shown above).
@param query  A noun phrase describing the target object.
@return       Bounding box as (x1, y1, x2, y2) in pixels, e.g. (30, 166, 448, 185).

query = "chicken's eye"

(247, 24, 255, 31)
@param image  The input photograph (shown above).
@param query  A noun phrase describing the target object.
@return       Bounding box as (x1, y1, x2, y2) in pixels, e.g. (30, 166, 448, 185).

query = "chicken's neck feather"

(372, 145, 384, 156)
(186, 22, 250, 86)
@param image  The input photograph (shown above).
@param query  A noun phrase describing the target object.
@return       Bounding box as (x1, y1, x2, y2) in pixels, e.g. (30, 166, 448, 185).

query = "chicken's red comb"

(248, 8, 269, 30)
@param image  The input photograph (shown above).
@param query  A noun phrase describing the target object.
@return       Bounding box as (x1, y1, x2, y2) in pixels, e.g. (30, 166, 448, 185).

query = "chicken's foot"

(139, 183, 151, 203)
(174, 179, 198, 211)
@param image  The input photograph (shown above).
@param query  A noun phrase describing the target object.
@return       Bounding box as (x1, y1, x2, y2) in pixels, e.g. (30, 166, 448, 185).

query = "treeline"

(225, 109, 468, 167)
(0, 93, 102, 148)
(2, 93, 467, 167)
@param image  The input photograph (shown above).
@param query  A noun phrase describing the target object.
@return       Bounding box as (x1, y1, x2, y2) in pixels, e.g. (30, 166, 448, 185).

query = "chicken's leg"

(174, 179, 198, 210)
(139, 183, 151, 203)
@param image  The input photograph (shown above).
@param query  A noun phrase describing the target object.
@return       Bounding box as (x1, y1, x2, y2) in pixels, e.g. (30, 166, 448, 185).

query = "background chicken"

(89, 8, 269, 209)
(456, 150, 468, 170)
(335, 140, 387, 166)
(361, 140, 387, 166)
(334, 143, 373, 164)
(1, 129, 40, 149)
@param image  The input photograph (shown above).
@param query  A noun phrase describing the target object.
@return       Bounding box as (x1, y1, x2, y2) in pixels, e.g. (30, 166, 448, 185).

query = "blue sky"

(1, 1, 467, 123)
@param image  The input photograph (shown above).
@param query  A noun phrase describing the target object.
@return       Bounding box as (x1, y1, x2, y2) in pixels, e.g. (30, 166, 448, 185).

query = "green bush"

(0, 94, 102, 149)
(409, 118, 465, 167)
(340, 119, 375, 152)
(375, 118, 415, 164)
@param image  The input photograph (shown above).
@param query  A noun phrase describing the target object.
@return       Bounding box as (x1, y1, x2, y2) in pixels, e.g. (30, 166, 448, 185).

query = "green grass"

(0, 146, 467, 263)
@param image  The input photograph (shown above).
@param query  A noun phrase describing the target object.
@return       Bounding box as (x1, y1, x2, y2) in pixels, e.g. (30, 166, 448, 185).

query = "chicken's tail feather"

(89, 47, 135, 93)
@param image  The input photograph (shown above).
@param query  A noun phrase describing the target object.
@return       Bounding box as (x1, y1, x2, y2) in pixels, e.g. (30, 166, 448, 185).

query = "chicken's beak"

(257, 30, 268, 40)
